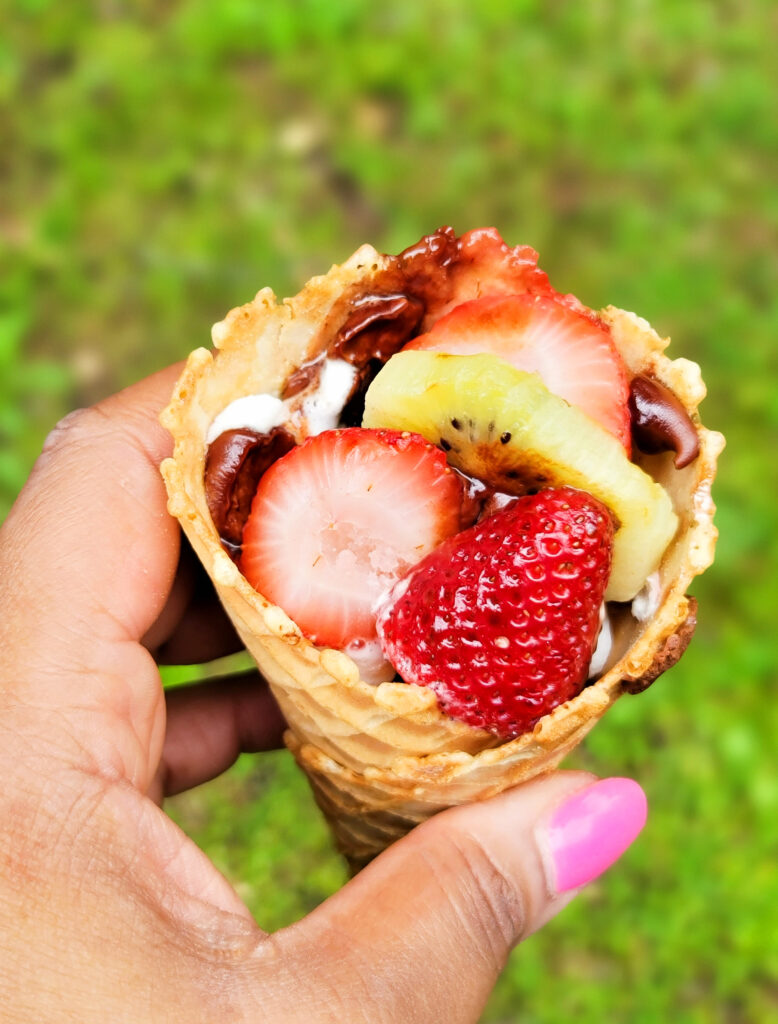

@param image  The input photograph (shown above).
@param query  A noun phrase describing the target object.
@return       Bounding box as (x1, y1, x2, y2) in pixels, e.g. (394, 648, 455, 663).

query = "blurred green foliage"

(3, 1, 777, 1020)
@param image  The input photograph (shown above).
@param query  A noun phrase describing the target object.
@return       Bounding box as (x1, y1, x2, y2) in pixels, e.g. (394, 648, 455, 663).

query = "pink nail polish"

(546, 778, 647, 893)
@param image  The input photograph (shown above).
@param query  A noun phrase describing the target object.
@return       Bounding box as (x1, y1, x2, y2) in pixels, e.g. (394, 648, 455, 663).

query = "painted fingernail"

(547, 778, 647, 893)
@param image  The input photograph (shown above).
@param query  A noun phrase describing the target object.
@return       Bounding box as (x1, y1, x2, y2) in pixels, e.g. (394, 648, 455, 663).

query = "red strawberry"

(421, 227, 557, 326)
(406, 293, 631, 450)
(376, 487, 614, 738)
(240, 428, 467, 648)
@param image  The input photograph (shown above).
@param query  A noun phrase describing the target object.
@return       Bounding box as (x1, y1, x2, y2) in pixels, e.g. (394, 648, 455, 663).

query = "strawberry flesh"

(406, 293, 631, 450)
(240, 428, 468, 648)
(418, 227, 559, 327)
(376, 487, 614, 738)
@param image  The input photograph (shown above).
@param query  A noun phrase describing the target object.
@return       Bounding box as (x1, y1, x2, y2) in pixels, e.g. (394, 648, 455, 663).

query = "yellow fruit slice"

(363, 351, 677, 601)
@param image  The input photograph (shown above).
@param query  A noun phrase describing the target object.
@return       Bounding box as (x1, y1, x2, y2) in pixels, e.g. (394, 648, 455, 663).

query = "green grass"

(4, 1, 777, 1020)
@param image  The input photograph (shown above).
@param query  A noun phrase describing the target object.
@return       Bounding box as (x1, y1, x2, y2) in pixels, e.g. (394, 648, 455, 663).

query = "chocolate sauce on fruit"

(205, 427, 296, 549)
(629, 375, 699, 468)
(454, 469, 516, 524)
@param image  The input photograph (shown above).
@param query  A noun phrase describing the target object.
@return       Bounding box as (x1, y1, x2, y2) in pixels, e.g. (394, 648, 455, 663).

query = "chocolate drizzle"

(205, 427, 296, 549)
(629, 375, 700, 468)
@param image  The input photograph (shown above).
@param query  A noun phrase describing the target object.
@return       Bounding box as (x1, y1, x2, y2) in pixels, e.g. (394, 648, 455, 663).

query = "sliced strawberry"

(240, 428, 467, 648)
(407, 293, 631, 450)
(376, 487, 614, 738)
(415, 226, 560, 325)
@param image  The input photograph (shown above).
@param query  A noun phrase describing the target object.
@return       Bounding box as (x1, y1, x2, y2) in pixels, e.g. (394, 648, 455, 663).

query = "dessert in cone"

(160, 228, 723, 871)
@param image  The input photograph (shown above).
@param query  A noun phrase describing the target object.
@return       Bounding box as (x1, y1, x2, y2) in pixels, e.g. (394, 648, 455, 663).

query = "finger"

(278, 773, 647, 1024)
(143, 540, 243, 665)
(150, 672, 286, 802)
(140, 533, 199, 652)
(0, 364, 184, 787)
(153, 600, 244, 665)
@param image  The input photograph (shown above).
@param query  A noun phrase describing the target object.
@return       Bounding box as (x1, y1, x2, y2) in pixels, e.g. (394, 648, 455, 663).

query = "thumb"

(281, 772, 646, 1024)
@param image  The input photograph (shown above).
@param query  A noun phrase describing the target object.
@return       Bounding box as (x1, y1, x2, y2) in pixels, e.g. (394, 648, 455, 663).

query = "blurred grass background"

(2, 1, 776, 1020)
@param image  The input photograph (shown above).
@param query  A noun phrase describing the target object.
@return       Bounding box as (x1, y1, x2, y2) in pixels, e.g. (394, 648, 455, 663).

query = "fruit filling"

(204, 227, 700, 738)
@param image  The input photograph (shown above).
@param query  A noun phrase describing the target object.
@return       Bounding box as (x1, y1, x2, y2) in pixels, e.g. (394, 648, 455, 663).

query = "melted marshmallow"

(206, 394, 287, 444)
(587, 603, 613, 678)
(208, 358, 358, 445)
(586, 571, 663, 680)
(345, 638, 397, 685)
(631, 571, 662, 622)
(300, 358, 358, 435)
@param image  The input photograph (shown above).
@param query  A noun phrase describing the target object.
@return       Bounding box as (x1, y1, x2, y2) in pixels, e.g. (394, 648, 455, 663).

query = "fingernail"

(546, 778, 647, 893)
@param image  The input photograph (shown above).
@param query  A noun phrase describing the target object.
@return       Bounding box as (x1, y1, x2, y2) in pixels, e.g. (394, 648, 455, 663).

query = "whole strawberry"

(376, 487, 614, 738)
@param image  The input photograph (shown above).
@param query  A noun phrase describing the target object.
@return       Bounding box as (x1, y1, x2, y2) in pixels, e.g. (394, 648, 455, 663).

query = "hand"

(0, 366, 647, 1023)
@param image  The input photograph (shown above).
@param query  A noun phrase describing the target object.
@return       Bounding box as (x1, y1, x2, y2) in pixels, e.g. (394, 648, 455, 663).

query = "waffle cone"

(161, 243, 723, 871)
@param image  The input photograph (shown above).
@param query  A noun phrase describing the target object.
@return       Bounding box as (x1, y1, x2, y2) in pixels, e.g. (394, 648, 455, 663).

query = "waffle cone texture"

(161, 243, 723, 871)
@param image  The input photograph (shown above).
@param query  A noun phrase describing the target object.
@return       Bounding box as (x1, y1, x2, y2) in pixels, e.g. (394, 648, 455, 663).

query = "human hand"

(0, 366, 647, 1023)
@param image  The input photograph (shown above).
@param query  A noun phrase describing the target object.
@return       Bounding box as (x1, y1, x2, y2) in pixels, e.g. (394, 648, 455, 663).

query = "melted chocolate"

(396, 225, 459, 299)
(278, 228, 463, 436)
(283, 358, 323, 399)
(205, 427, 296, 548)
(452, 468, 516, 524)
(629, 375, 699, 468)
(327, 227, 460, 373)
(333, 293, 425, 367)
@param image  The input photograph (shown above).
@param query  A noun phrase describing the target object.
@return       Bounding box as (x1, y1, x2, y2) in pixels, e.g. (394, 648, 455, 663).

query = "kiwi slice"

(363, 351, 677, 602)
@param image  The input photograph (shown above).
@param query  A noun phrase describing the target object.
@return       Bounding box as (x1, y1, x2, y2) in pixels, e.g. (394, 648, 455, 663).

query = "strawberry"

(421, 227, 557, 326)
(240, 428, 467, 648)
(406, 293, 631, 450)
(376, 487, 614, 738)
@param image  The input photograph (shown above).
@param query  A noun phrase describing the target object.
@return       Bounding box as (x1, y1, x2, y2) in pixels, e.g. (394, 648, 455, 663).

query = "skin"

(0, 365, 610, 1023)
